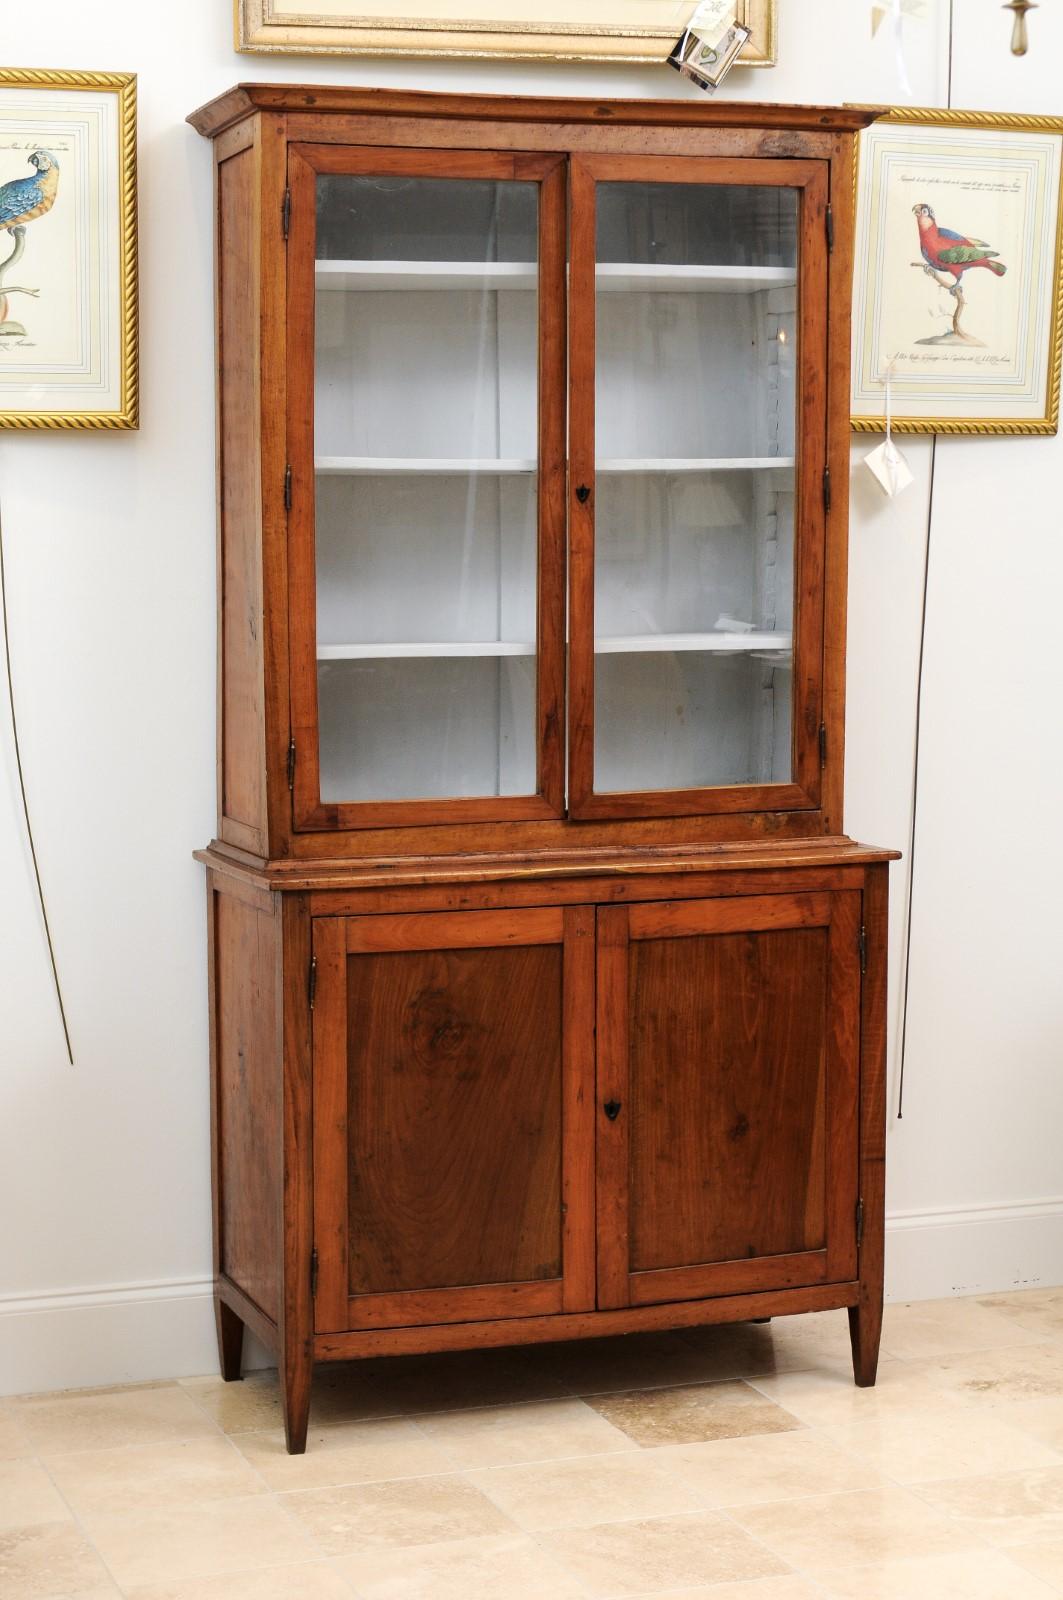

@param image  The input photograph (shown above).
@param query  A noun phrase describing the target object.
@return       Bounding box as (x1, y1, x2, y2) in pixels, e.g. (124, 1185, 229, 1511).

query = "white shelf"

(319, 641, 534, 660)
(316, 457, 537, 476)
(595, 632, 792, 655)
(597, 458, 794, 474)
(317, 261, 537, 292)
(316, 456, 794, 476)
(318, 632, 791, 662)
(596, 264, 795, 294)
(315, 260, 796, 294)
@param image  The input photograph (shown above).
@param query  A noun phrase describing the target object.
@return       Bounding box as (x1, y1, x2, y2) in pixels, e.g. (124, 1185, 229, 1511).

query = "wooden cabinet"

(191, 84, 896, 1453)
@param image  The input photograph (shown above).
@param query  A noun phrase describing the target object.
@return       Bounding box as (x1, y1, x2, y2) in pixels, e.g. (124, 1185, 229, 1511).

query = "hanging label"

(682, 0, 736, 47)
(871, 0, 931, 35)
(864, 363, 914, 498)
(865, 438, 914, 497)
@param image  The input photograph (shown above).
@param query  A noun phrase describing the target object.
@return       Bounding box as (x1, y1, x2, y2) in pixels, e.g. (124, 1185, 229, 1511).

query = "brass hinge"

(310, 1247, 319, 1296)
(819, 723, 827, 768)
(286, 735, 296, 791)
(284, 464, 292, 512)
(826, 203, 834, 251)
(308, 954, 318, 1010)
(823, 465, 832, 513)
(856, 1198, 865, 1249)
(859, 923, 868, 975)
(282, 187, 291, 241)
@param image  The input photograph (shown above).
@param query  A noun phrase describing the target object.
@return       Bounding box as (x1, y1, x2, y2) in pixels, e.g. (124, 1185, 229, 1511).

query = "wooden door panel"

(597, 891, 861, 1309)
(629, 926, 829, 1273)
(347, 941, 564, 1296)
(313, 905, 594, 1332)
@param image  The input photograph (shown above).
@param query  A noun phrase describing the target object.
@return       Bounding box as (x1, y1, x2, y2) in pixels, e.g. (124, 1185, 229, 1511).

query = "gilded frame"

(0, 69, 138, 431)
(851, 106, 1063, 436)
(235, 1, 777, 66)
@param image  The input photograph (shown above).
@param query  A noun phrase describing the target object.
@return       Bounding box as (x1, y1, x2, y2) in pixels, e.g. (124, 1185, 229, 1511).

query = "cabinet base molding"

(312, 1281, 860, 1362)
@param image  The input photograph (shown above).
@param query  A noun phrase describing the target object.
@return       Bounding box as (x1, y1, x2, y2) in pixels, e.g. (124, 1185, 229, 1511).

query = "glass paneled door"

(287, 147, 566, 829)
(567, 156, 830, 820)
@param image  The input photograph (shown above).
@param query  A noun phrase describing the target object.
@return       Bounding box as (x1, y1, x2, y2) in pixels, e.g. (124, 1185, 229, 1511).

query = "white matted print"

(852, 109, 1063, 435)
(0, 71, 137, 429)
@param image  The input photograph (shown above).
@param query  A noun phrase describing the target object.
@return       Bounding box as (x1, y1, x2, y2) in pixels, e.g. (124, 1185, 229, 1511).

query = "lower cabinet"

(310, 890, 863, 1336)
(207, 861, 888, 1454)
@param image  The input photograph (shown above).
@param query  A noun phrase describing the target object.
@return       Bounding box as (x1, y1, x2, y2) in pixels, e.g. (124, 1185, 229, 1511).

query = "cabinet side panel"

(214, 886, 281, 1322)
(218, 144, 268, 851)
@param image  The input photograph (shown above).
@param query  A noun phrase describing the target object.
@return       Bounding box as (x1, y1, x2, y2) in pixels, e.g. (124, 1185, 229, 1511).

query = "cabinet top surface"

(198, 836, 900, 893)
(188, 82, 883, 139)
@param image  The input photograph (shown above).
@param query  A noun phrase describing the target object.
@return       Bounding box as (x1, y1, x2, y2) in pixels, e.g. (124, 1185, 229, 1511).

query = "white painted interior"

(314, 174, 793, 797)
(2, 0, 1061, 1394)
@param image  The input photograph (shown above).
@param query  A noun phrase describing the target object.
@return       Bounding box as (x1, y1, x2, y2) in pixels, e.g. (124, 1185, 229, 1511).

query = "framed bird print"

(0, 70, 138, 430)
(851, 108, 1063, 435)
(235, 1, 777, 66)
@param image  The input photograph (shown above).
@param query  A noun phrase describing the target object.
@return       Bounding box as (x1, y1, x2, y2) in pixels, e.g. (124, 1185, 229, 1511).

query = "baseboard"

(0, 1277, 272, 1397)
(885, 1196, 1063, 1303)
(4, 1199, 1062, 1395)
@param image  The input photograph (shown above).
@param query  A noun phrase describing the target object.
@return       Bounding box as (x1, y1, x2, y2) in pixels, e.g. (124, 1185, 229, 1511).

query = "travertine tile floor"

(4, 1288, 1063, 1599)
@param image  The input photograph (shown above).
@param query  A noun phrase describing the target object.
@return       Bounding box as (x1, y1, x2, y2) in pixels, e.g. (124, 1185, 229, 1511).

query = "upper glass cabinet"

(287, 147, 827, 830)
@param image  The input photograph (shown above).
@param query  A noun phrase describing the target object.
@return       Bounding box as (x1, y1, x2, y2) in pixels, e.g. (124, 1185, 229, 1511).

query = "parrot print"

(0, 149, 60, 335)
(0, 149, 60, 233)
(913, 202, 1007, 290)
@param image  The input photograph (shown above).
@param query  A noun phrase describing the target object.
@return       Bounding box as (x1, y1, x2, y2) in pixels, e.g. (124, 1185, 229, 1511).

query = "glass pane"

(594, 182, 798, 794)
(314, 175, 539, 804)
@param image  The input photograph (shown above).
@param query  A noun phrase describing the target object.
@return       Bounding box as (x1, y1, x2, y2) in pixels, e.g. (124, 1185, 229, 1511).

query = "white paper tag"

(865, 438, 914, 497)
(871, 0, 930, 36)
(686, 0, 737, 48)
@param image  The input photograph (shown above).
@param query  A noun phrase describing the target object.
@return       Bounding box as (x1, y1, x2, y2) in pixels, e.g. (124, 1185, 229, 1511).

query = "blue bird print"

(0, 150, 60, 337)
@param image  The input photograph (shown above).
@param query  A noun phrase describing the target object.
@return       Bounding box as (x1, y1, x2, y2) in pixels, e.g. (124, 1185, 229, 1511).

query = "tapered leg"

(849, 1297, 883, 1387)
(282, 1342, 313, 1455)
(215, 1296, 245, 1382)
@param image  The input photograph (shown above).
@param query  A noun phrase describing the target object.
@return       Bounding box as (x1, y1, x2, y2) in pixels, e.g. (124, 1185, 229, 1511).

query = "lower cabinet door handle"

(604, 1099, 622, 1121)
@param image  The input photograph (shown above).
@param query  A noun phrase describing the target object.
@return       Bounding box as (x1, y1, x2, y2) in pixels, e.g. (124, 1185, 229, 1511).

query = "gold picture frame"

(235, 1, 777, 67)
(851, 106, 1063, 436)
(0, 69, 138, 431)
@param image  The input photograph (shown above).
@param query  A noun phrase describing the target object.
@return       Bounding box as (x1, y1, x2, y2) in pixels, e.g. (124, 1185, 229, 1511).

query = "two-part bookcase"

(189, 84, 895, 1453)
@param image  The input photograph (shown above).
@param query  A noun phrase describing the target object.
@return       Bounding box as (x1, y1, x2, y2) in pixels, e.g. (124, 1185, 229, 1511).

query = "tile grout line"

(37, 1448, 128, 1596)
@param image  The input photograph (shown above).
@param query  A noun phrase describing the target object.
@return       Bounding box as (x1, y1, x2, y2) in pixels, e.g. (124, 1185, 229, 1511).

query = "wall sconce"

(1003, 0, 1037, 56)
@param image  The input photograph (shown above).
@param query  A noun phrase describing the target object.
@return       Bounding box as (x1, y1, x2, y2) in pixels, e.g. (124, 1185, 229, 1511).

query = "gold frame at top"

(235, 0, 777, 66)
(0, 68, 138, 431)
(850, 105, 1063, 436)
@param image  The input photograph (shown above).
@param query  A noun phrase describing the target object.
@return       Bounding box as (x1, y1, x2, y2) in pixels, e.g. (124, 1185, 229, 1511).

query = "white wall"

(2, 0, 1061, 1393)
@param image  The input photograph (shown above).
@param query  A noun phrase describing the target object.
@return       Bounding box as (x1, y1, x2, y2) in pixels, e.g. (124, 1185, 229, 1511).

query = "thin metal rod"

(895, 435, 935, 1120)
(896, 0, 954, 1120)
(0, 488, 74, 1064)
